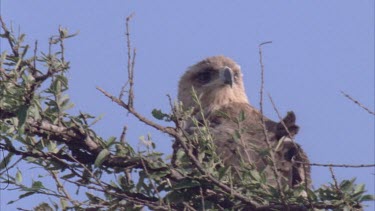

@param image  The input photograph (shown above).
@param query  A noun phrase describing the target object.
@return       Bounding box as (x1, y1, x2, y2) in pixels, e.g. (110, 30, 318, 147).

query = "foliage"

(0, 17, 374, 211)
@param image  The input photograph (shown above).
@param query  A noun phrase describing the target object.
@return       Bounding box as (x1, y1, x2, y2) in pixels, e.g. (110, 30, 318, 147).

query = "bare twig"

(267, 93, 312, 195)
(200, 187, 206, 211)
(267, 93, 294, 139)
(140, 157, 163, 205)
(32, 40, 38, 74)
(50, 170, 80, 207)
(299, 162, 375, 168)
(98, 86, 176, 136)
(258, 41, 286, 205)
(303, 163, 314, 210)
(258, 41, 272, 116)
(58, 26, 65, 63)
(183, 202, 197, 211)
(120, 125, 128, 144)
(328, 166, 345, 204)
(341, 91, 375, 115)
(0, 157, 22, 176)
(267, 94, 314, 209)
(0, 16, 19, 57)
(129, 48, 136, 107)
(120, 13, 136, 104)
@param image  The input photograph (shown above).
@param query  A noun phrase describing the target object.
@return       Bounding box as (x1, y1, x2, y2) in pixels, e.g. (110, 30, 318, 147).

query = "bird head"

(178, 56, 249, 112)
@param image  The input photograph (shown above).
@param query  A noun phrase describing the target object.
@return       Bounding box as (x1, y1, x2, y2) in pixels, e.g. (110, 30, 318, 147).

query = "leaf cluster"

(0, 18, 373, 211)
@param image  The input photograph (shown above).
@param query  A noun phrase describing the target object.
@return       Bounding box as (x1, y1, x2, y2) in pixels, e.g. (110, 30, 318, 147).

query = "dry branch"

(258, 41, 287, 206)
(341, 91, 375, 115)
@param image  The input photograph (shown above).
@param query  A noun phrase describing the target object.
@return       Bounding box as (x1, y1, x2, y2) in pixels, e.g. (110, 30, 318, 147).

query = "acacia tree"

(0, 16, 374, 211)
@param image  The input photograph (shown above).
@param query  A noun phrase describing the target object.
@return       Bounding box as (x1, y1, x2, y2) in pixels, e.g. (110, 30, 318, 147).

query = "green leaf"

(354, 183, 365, 194)
(18, 191, 36, 199)
(360, 194, 375, 201)
(31, 181, 44, 190)
(61, 173, 76, 180)
(307, 189, 318, 201)
(47, 141, 57, 153)
(173, 179, 201, 190)
(340, 178, 355, 192)
(17, 105, 29, 134)
(89, 113, 104, 126)
(217, 165, 230, 180)
(249, 169, 262, 182)
(95, 149, 110, 167)
(232, 130, 241, 142)
(0, 152, 13, 170)
(238, 110, 246, 122)
(59, 94, 74, 111)
(86, 192, 102, 203)
(16, 170, 22, 184)
(34, 203, 54, 211)
(106, 136, 116, 147)
(152, 109, 169, 121)
(60, 198, 68, 210)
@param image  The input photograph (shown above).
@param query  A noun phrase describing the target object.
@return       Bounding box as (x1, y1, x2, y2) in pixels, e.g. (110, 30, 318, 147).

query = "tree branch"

(341, 91, 375, 115)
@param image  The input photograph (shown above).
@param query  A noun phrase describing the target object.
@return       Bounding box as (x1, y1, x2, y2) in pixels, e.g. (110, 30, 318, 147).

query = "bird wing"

(206, 102, 311, 187)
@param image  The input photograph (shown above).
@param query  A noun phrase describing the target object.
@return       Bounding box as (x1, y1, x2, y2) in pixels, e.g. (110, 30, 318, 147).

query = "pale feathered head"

(178, 56, 249, 111)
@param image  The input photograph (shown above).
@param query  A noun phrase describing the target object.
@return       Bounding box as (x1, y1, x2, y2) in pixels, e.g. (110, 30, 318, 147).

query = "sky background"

(1, 1, 374, 210)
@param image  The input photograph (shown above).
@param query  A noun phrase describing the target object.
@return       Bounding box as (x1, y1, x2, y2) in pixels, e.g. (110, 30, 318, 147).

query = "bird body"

(176, 55, 311, 188)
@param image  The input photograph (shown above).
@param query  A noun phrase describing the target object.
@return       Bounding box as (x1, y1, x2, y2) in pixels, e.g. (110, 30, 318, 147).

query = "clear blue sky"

(1, 1, 374, 210)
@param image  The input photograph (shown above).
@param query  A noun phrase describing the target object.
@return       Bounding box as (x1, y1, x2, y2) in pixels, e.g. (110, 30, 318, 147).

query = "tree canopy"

(0, 17, 374, 211)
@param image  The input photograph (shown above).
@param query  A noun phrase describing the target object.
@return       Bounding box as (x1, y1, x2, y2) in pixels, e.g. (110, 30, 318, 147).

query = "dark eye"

(233, 72, 240, 81)
(197, 71, 211, 84)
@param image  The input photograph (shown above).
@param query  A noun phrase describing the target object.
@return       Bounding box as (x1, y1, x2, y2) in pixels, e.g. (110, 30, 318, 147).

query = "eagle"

(175, 55, 311, 188)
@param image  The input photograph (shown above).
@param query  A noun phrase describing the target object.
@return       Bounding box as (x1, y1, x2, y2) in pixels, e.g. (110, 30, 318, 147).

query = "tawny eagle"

(175, 55, 311, 188)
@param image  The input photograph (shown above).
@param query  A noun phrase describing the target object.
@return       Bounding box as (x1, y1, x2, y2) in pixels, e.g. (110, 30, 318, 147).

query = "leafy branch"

(0, 16, 373, 211)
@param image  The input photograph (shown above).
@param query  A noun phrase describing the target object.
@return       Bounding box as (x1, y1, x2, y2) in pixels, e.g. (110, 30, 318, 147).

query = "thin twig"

(258, 41, 272, 116)
(341, 91, 375, 115)
(50, 170, 80, 207)
(0, 16, 19, 57)
(140, 157, 163, 204)
(32, 40, 38, 74)
(59, 26, 65, 63)
(183, 202, 197, 211)
(200, 187, 206, 211)
(258, 41, 287, 206)
(65, 153, 108, 192)
(129, 48, 136, 107)
(303, 163, 314, 210)
(268, 94, 314, 208)
(267, 93, 294, 139)
(0, 156, 22, 176)
(120, 13, 136, 102)
(267, 93, 312, 191)
(329, 166, 344, 202)
(98, 86, 176, 136)
(120, 125, 128, 144)
(299, 162, 375, 168)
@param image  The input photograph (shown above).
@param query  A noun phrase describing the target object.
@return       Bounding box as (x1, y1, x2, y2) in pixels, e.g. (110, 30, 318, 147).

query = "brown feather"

(176, 55, 311, 188)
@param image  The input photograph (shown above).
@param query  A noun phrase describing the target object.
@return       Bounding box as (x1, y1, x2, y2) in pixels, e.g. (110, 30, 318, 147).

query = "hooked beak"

(220, 66, 234, 87)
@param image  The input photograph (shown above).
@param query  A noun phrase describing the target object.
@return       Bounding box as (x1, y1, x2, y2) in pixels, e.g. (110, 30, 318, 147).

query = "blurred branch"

(258, 41, 287, 206)
(329, 167, 342, 195)
(341, 91, 375, 115)
(0, 16, 19, 57)
(299, 162, 375, 168)
(50, 170, 80, 207)
(98, 86, 176, 136)
(119, 13, 136, 106)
